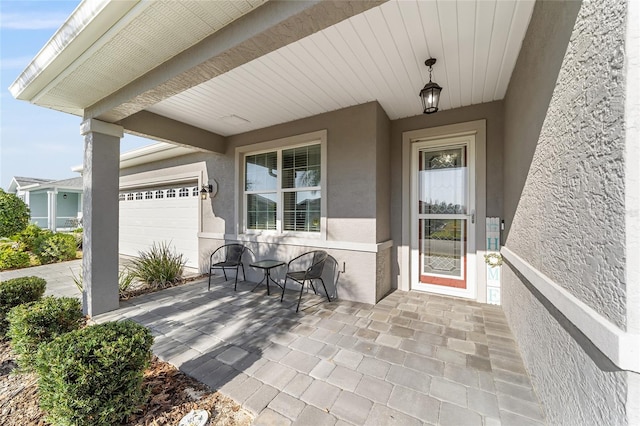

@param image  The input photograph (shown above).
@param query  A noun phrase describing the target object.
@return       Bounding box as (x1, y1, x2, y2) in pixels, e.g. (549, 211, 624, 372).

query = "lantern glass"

(420, 82, 442, 114)
(200, 186, 208, 200)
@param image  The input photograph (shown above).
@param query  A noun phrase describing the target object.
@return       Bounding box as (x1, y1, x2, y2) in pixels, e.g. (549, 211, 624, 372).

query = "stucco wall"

(227, 102, 388, 245)
(503, 267, 627, 425)
(504, 0, 626, 327)
(502, 0, 630, 424)
(376, 103, 391, 243)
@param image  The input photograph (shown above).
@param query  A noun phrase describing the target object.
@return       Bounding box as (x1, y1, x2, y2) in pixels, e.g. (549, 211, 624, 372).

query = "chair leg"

(234, 266, 239, 291)
(208, 269, 212, 291)
(223, 269, 228, 281)
(280, 277, 288, 302)
(318, 277, 331, 302)
(296, 280, 306, 313)
(241, 264, 246, 281)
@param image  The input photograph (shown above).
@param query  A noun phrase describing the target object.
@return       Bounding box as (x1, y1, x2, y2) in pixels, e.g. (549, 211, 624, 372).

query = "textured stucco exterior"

(502, 0, 634, 424)
(502, 267, 627, 425)
(504, 0, 626, 328)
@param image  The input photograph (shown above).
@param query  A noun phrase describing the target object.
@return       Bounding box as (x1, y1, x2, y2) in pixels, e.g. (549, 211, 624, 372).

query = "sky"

(0, 0, 153, 190)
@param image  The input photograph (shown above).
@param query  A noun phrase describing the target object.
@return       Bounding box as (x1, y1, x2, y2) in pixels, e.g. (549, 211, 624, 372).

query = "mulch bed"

(0, 340, 252, 425)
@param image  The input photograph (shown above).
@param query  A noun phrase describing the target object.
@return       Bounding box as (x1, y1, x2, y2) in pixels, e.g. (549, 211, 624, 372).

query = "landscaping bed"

(0, 340, 252, 425)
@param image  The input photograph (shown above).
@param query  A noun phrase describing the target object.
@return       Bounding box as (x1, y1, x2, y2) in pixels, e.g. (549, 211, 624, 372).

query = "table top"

(250, 259, 285, 269)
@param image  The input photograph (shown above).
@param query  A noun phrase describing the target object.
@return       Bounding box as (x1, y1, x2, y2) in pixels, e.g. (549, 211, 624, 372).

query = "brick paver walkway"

(3, 262, 546, 424)
(89, 276, 547, 426)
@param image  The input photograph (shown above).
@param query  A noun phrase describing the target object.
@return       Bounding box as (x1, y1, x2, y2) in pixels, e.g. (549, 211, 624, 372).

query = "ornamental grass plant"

(129, 242, 185, 289)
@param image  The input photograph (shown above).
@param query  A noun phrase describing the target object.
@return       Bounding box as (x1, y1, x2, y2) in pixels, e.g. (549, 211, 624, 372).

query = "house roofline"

(9, 0, 141, 105)
(71, 142, 197, 173)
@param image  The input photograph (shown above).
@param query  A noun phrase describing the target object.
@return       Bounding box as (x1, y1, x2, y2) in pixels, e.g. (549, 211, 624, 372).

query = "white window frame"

(236, 130, 327, 240)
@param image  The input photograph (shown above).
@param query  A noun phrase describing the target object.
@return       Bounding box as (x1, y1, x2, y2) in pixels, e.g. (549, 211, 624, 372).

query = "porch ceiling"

(12, 0, 535, 139)
(149, 0, 535, 136)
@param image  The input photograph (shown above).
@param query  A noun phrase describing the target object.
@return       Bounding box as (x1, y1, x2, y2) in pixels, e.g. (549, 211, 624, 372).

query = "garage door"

(119, 184, 199, 268)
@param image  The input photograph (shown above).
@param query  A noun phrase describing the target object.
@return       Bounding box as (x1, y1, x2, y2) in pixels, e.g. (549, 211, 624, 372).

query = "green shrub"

(0, 245, 30, 270)
(7, 296, 83, 369)
(0, 276, 46, 336)
(34, 320, 153, 426)
(36, 233, 77, 264)
(130, 242, 185, 289)
(0, 188, 30, 238)
(14, 223, 52, 252)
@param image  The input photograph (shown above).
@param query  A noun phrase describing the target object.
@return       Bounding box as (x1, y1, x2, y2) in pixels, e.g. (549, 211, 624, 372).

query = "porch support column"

(80, 119, 123, 317)
(46, 190, 57, 231)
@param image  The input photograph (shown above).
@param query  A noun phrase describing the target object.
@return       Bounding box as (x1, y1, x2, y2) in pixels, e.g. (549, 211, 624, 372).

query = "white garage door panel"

(119, 191, 199, 268)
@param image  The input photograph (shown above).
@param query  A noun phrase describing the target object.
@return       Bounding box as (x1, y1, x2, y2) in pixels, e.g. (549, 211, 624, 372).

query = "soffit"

(22, 0, 266, 115)
(145, 0, 535, 136)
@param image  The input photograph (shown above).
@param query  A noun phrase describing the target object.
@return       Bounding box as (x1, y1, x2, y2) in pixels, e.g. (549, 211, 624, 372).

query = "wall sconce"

(63, 193, 68, 200)
(419, 58, 443, 114)
(200, 184, 213, 200)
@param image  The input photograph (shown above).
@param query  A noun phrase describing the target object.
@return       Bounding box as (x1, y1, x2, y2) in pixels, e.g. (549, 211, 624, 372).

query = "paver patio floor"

(88, 276, 547, 426)
(2, 262, 546, 425)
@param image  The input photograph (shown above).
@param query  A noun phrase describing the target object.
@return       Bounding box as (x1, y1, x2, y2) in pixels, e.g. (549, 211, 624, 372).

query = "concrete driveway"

(0, 259, 82, 300)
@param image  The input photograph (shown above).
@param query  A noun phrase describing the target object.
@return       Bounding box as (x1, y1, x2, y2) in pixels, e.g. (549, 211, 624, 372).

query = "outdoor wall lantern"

(419, 58, 443, 114)
(63, 193, 68, 199)
(200, 184, 213, 200)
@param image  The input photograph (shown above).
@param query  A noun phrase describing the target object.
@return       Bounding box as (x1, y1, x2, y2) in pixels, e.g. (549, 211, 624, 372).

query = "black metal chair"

(281, 250, 331, 312)
(208, 244, 247, 291)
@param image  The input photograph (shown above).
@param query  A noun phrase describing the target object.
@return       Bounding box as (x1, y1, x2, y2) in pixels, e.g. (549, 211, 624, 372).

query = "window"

(135, 192, 143, 200)
(119, 194, 125, 201)
(127, 193, 134, 201)
(192, 187, 199, 197)
(179, 187, 189, 197)
(145, 191, 153, 199)
(155, 190, 164, 199)
(244, 143, 321, 233)
(167, 189, 176, 198)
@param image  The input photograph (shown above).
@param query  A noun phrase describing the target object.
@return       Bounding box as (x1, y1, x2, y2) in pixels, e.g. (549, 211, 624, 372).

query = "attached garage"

(119, 183, 200, 268)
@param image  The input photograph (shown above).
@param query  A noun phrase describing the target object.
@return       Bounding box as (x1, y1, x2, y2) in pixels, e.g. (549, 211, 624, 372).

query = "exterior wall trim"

(502, 246, 640, 373)
(198, 232, 392, 254)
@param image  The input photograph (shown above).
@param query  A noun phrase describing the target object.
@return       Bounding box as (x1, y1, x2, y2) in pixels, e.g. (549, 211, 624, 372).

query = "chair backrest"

(306, 250, 328, 279)
(225, 244, 245, 263)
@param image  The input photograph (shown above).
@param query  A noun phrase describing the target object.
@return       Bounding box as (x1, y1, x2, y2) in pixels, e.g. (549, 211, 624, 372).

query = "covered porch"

(9, 0, 639, 424)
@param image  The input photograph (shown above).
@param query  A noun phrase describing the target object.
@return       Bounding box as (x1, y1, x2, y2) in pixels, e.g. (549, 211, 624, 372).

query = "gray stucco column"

(80, 119, 123, 317)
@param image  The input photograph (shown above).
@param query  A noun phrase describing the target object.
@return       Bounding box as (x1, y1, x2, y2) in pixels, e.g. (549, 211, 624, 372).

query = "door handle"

(470, 210, 475, 224)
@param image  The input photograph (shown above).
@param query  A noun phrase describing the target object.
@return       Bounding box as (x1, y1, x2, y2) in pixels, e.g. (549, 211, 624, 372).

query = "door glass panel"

(419, 218, 465, 279)
(418, 148, 467, 214)
(417, 145, 468, 288)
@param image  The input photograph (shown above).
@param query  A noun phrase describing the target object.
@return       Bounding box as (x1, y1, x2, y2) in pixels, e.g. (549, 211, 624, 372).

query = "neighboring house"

(9, 143, 201, 267)
(8, 1, 639, 424)
(7, 176, 83, 231)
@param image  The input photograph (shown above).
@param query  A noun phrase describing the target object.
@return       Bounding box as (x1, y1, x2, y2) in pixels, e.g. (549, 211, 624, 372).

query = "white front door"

(411, 135, 476, 299)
